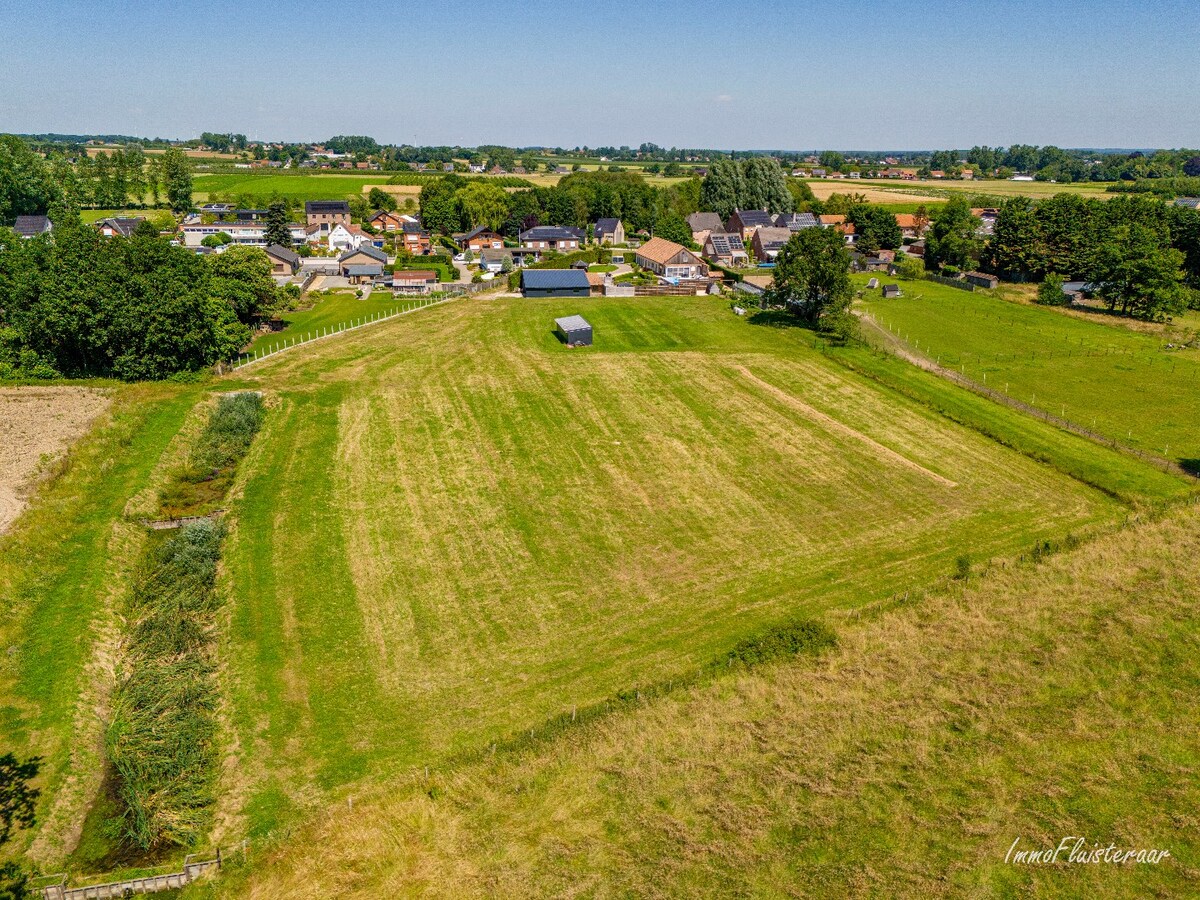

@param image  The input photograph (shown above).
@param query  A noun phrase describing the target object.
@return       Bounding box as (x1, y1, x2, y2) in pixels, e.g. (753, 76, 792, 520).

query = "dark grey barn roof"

(522, 269, 590, 289)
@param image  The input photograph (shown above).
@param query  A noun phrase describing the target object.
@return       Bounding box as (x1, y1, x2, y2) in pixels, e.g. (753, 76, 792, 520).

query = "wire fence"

(220, 294, 455, 372)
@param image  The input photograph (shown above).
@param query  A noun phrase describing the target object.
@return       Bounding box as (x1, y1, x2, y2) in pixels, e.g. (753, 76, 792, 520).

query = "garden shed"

(522, 269, 591, 298)
(554, 315, 593, 346)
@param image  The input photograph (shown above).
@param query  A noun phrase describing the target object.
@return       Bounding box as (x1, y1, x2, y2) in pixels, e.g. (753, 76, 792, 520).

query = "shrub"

(723, 618, 837, 668)
(1037, 272, 1067, 306)
(896, 256, 925, 280)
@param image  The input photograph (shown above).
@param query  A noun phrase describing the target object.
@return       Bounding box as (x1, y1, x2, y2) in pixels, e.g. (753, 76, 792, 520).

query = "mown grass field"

(830, 178, 1118, 201)
(209, 500, 1200, 899)
(857, 277, 1200, 465)
(192, 173, 392, 203)
(205, 294, 1138, 843)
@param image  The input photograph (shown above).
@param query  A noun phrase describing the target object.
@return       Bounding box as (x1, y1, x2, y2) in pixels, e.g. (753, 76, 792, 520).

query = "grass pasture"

(835, 178, 1117, 202)
(857, 277, 1200, 465)
(210, 294, 1127, 840)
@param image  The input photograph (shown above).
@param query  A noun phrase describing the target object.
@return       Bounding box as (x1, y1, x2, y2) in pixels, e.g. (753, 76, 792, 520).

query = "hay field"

(221, 499, 1200, 900)
(212, 295, 1122, 838)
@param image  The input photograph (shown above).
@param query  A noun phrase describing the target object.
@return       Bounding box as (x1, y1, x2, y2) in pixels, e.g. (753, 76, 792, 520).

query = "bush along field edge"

(103, 393, 265, 856)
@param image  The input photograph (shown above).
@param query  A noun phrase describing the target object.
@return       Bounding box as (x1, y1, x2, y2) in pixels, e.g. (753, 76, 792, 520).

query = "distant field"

(807, 181, 947, 204)
(830, 178, 1118, 201)
(209, 295, 1123, 843)
(857, 276, 1200, 463)
(192, 173, 392, 202)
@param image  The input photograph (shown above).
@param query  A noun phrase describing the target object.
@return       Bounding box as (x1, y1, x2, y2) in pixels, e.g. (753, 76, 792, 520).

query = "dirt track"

(0, 387, 110, 533)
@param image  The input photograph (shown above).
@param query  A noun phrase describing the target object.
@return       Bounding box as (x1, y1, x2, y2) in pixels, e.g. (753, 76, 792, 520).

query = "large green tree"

(159, 147, 193, 213)
(456, 181, 510, 231)
(924, 196, 980, 271)
(0, 135, 57, 224)
(764, 227, 853, 328)
(262, 200, 292, 247)
(1085, 224, 1187, 320)
(847, 204, 901, 255)
(0, 752, 40, 900)
(699, 159, 743, 220)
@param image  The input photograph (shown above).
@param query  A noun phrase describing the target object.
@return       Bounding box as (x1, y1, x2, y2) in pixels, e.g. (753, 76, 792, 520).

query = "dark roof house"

(726, 209, 775, 238)
(306, 200, 351, 214)
(687, 212, 724, 238)
(593, 218, 625, 244)
(13, 215, 52, 238)
(775, 212, 820, 231)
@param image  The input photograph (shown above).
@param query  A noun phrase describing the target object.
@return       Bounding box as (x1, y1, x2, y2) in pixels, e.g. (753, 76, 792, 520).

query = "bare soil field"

(807, 181, 947, 204)
(0, 387, 111, 533)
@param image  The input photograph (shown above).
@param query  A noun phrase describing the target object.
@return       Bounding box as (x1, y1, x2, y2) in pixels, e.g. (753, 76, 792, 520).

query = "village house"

(635, 236, 708, 280)
(13, 215, 52, 238)
(687, 212, 725, 247)
(338, 244, 387, 283)
(392, 269, 439, 294)
(751, 227, 792, 262)
(396, 221, 433, 255)
(703, 232, 749, 267)
(305, 200, 351, 232)
(479, 248, 513, 273)
(326, 222, 375, 252)
(455, 225, 505, 253)
(368, 210, 408, 232)
(894, 214, 927, 239)
(520, 225, 585, 251)
(593, 218, 625, 245)
(264, 244, 301, 276)
(725, 209, 775, 240)
(95, 216, 145, 238)
(775, 212, 820, 231)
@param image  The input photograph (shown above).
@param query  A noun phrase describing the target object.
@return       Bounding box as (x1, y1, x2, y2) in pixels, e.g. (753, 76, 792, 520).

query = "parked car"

(453, 253, 466, 262)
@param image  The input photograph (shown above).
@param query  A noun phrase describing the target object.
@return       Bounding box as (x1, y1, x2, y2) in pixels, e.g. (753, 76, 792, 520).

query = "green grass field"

(856, 277, 1200, 465)
(205, 295, 1137, 840)
(192, 173, 392, 203)
(5, 292, 1197, 893)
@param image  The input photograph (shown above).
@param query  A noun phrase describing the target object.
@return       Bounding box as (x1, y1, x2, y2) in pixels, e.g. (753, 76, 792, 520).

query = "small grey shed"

(882, 284, 902, 299)
(555, 314, 593, 346)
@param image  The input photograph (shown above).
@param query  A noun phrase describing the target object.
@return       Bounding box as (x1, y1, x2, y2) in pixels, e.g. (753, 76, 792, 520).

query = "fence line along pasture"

(856, 310, 1197, 480)
(219, 293, 456, 373)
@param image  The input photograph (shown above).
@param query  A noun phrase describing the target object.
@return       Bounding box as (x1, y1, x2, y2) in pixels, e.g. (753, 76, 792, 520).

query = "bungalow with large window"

(635, 237, 708, 280)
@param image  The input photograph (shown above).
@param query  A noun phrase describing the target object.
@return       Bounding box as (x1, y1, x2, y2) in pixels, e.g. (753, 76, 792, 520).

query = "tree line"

(0, 216, 292, 380)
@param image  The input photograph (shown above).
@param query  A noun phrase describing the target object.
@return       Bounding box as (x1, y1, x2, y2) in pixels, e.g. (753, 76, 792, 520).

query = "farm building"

(554, 314, 593, 346)
(521, 269, 591, 298)
(882, 284, 903, 298)
(964, 271, 1000, 289)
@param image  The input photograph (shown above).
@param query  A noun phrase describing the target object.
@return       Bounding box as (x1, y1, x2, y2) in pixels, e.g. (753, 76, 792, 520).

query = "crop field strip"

(214, 294, 1121, 834)
(861, 280, 1200, 461)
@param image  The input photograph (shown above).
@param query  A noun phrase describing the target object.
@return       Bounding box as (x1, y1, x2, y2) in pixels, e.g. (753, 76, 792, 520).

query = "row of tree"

(0, 134, 194, 222)
(417, 171, 702, 245)
(0, 216, 292, 379)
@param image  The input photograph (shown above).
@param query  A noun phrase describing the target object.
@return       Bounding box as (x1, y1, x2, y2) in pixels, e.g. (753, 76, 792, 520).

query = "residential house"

(520, 225, 585, 251)
(13, 215, 52, 238)
(970, 208, 999, 236)
(703, 232, 749, 267)
(593, 218, 625, 245)
(725, 209, 775, 240)
(635, 236, 708, 280)
(393, 269, 439, 294)
(95, 216, 145, 238)
(686, 212, 724, 246)
(305, 200, 351, 231)
(818, 214, 846, 228)
(397, 221, 433, 255)
(327, 223, 381, 252)
(894, 214, 927, 239)
(264, 244, 301, 276)
(775, 212, 820, 231)
(1173, 197, 1200, 209)
(200, 203, 234, 217)
(368, 210, 407, 232)
(236, 209, 268, 221)
(456, 225, 504, 253)
(338, 244, 387, 282)
(751, 227, 792, 262)
(479, 248, 514, 273)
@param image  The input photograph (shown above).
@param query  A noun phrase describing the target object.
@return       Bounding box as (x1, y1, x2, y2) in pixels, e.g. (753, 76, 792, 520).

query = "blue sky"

(1, 0, 1196, 150)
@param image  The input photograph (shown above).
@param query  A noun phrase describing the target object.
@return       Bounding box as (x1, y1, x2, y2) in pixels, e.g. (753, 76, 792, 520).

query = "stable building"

(554, 314, 593, 346)
(521, 268, 591, 298)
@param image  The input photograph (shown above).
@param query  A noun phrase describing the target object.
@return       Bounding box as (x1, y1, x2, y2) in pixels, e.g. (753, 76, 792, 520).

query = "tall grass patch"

(105, 521, 225, 850)
(158, 393, 264, 518)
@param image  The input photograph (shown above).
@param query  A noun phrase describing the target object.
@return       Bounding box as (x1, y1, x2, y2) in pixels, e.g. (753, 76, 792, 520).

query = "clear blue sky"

(1, 0, 1196, 150)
